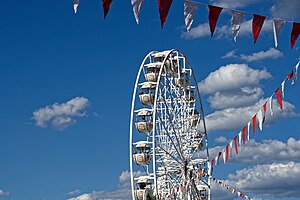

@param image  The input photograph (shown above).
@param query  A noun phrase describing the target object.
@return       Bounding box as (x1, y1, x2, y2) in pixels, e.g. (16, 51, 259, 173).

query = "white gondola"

(135, 109, 153, 133)
(135, 176, 154, 200)
(144, 63, 161, 82)
(133, 141, 152, 166)
(175, 71, 189, 88)
(139, 82, 156, 106)
(183, 86, 195, 102)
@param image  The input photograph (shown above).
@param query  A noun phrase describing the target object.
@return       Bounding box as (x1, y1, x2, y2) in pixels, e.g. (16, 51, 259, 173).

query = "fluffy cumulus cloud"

(0, 189, 10, 197)
(208, 138, 300, 164)
(222, 48, 283, 62)
(227, 162, 300, 198)
(32, 97, 90, 130)
(198, 64, 271, 94)
(240, 48, 283, 62)
(67, 171, 134, 200)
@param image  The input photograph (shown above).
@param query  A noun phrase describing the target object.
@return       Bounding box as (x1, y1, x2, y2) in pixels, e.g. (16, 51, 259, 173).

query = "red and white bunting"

(257, 109, 263, 131)
(281, 79, 286, 98)
(247, 121, 251, 141)
(102, 0, 113, 19)
(252, 14, 266, 44)
(158, 0, 173, 28)
(131, 0, 144, 24)
(225, 145, 229, 162)
(291, 22, 300, 49)
(263, 102, 267, 122)
(292, 61, 299, 85)
(222, 149, 226, 163)
(229, 140, 233, 157)
(234, 136, 238, 154)
(208, 5, 223, 37)
(184, 0, 198, 32)
(238, 131, 242, 146)
(73, 0, 80, 13)
(231, 10, 244, 42)
(252, 114, 257, 134)
(269, 95, 274, 116)
(273, 19, 285, 47)
(242, 127, 247, 144)
(275, 88, 283, 110)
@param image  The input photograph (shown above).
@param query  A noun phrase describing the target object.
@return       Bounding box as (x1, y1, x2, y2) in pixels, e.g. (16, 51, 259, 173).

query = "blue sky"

(0, 0, 300, 200)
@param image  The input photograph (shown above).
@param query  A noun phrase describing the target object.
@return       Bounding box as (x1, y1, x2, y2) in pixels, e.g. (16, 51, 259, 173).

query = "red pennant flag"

(225, 145, 229, 162)
(252, 115, 257, 134)
(158, 0, 173, 28)
(211, 159, 215, 167)
(252, 14, 266, 43)
(233, 136, 238, 154)
(275, 88, 283, 110)
(242, 127, 246, 144)
(208, 5, 223, 37)
(287, 70, 294, 80)
(291, 22, 300, 49)
(102, 0, 112, 19)
(263, 102, 267, 122)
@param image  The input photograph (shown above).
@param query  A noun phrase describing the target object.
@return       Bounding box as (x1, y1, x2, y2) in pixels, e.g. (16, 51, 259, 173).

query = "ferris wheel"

(129, 49, 211, 200)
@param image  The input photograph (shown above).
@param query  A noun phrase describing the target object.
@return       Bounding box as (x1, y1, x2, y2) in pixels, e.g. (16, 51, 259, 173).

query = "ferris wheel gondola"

(129, 50, 211, 200)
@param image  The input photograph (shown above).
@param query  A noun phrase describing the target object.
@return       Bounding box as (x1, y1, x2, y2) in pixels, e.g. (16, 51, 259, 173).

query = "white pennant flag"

(273, 19, 285, 47)
(231, 10, 244, 42)
(184, 0, 198, 32)
(238, 131, 242, 146)
(269, 95, 274, 116)
(292, 61, 299, 85)
(215, 155, 218, 165)
(207, 161, 211, 174)
(281, 79, 286, 98)
(229, 141, 233, 157)
(223, 149, 226, 164)
(131, 0, 144, 24)
(73, 0, 80, 14)
(257, 109, 264, 131)
(247, 121, 250, 141)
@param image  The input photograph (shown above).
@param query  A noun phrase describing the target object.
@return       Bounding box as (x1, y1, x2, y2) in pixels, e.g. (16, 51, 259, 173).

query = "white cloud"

(214, 136, 229, 144)
(271, 0, 300, 19)
(208, 138, 300, 164)
(0, 189, 10, 197)
(209, 0, 261, 9)
(198, 64, 271, 94)
(32, 96, 89, 130)
(67, 189, 82, 196)
(240, 48, 283, 62)
(208, 87, 264, 109)
(227, 162, 300, 198)
(205, 98, 298, 132)
(67, 171, 136, 200)
(222, 50, 237, 59)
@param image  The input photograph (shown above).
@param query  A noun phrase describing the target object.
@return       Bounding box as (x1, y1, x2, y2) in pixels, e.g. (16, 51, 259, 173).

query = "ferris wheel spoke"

(156, 142, 184, 166)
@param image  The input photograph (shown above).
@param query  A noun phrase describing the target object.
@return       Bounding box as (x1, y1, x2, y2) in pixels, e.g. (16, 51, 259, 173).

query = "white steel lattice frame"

(130, 50, 211, 200)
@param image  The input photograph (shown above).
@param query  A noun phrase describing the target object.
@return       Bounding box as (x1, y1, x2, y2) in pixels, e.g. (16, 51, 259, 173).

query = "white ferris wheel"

(129, 49, 211, 200)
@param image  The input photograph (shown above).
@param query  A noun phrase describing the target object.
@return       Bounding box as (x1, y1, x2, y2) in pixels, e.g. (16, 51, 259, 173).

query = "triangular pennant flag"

(208, 5, 223, 37)
(217, 151, 222, 164)
(263, 102, 267, 122)
(257, 109, 263, 131)
(184, 0, 198, 32)
(291, 22, 300, 49)
(229, 140, 233, 157)
(238, 131, 242, 146)
(225, 145, 229, 162)
(131, 0, 144, 24)
(231, 10, 244, 42)
(281, 79, 286, 98)
(252, 114, 257, 134)
(252, 14, 266, 44)
(158, 0, 173, 28)
(73, 0, 80, 14)
(275, 88, 283, 110)
(292, 61, 299, 84)
(287, 70, 294, 80)
(234, 136, 238, 154)
(247, 121, 250, 141)
(222, 149, 226, 164)
(102, 0, 113, 19)
(273, 19, 285, 47)
(211, 159, 215, 167)
(270, 95, 274, 116)
(242, 127, 246, 144)
(215, 155, 218, 165)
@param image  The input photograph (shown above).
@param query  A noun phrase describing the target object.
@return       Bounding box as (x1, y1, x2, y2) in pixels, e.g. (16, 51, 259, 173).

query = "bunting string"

(209, 61, 299, 172)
